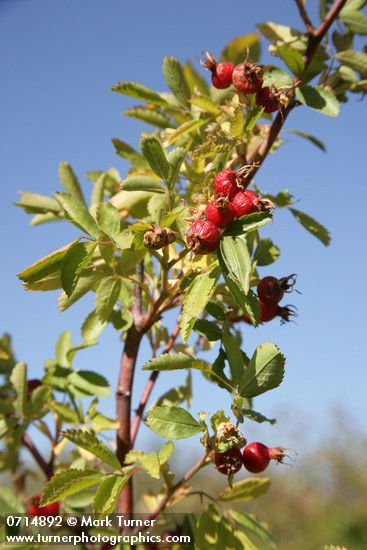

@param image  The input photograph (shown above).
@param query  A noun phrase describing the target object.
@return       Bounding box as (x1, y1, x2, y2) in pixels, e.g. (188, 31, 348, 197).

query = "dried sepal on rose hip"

(214, 446, 243, 476)
(215, 421, 246, 452)
(186, 219, 221, 254)
(244, 301, 297, 324)
(201, 51, 234, 89)
(232, 61, 263, 94)
(242, 442, 290, 473)
(257, 275, 297, 304)
(205, 197, 236, 228)
(143, 225, 176, 250)
(231, 189, 275, 218)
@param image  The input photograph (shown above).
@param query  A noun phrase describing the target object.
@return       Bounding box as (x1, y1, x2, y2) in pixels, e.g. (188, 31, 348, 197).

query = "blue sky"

(0, 0, 366, 462)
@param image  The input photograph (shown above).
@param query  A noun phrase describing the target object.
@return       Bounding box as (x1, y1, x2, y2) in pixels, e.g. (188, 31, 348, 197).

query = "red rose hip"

(257, 275, 297, 304)
(27, 494, 60, 517)
(232, 62, 263, 94)
(232, 190, 274, 218)
(212, 61, 235, 89)
(215, 446, 243, 476)
(205, 198, 236, 228)
(213, 169, 239, 200)
(256, 86, 281, 113)
(242, 442, 286, 473)
(186, 220, 221, 254)
(201, 52, 234, 89)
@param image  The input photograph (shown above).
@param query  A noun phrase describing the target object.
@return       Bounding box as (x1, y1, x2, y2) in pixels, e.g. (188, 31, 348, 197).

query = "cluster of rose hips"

(213, 422, 286, 476)
(186, 167, 273, 254)
(246, 274, 297, 324)
(202, 52, 285, 113)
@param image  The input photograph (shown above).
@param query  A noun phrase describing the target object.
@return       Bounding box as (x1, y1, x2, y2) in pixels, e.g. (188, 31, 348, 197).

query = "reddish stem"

(22, 431, 52, 479)
(294, 0, 314, 34)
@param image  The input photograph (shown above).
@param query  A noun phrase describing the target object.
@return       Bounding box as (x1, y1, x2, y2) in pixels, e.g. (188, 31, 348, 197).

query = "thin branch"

(22, 431, 52, 479)
(294, 0, 314, 34)
(130, 319, 181, 447)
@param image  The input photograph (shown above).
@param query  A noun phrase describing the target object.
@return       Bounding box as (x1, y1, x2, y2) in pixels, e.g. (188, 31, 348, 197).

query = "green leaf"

(62, 429, 121, 470)
(277, 46, 305, 77)
(290, 207, 331, 245)
(221, 33, 260, 64)
(18, 240, 78, 285)
(58, 271, 104, 311)
(158, 441, 174, 465)
(81, 310, 107, 344)
(219, 477, 271, 502)
(120, 176, 165, 194)
(340, 10, 367, 34)
(242, 409, 276, 425)
(166, 147, 187, 189)
(222, 327, 245, 386)
(10, 362, 27, 417)
(15, 191, 61, 214)
(335, 49, 367, 75)
(229, 510, 276, 548)
(124, 107, 175, 129)
(55, 193, 100, 238)
(229, 107, 245, 138)
(193, 319, 222, 341)
(111, 138, 147, 167)
(51, 402, 79, 425)
(240, 343, 285, 398)
(55, 330, 72, 367)
(95, 277, 121, 322)
(143, 352, 205, 372)
(254, 238, 281, 266)
(125, 450, 161, 479)
(28, 385, 51, 418)
(257, 22, 306, 49)
(61, 241, 97, 296)
(111, 81, 168, 106)
(162, 56, 191, 107)
(146, 406, 205, 439)
(140, 136, 170, 182)
(90, 412, 119, 432)
(184, 61, 209, 95)
(286, 129, 326, 152)
(244, 106, 264, 133)
(59, 161, 86, 206)
(219, 234, 251, 295)
(224, 211, 273, 236)
(180, 266, 220, 343)
(155, 374, 192, 407)
(68, 370, 110, 397)
(190, 95, 221, 115)
(96, 202, 121, 239)
(41, 469, 105, 505)
(295, 85, 340, 117)
(93, 474, 128, 514)
(263, 65, 293, 87)
(165, 118, 207, 146)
